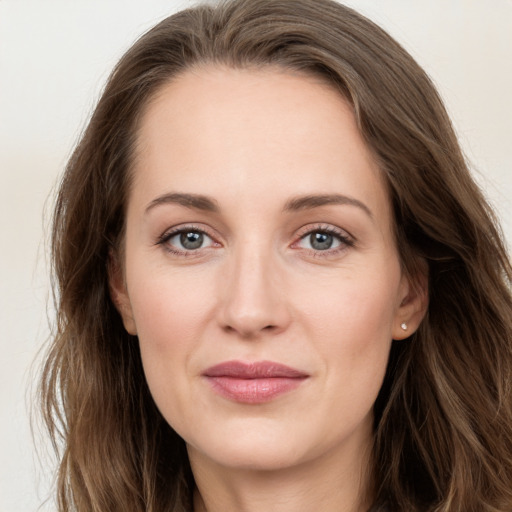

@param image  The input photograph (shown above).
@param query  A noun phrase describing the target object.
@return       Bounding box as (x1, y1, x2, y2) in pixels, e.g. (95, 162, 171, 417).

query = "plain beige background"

(1, 1, 511, 510)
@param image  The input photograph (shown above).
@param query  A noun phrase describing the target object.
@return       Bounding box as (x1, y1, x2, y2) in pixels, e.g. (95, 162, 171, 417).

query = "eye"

(295, 227, 354, 253)
(301, 232, 340, 251)
(158, 227, 217, 253)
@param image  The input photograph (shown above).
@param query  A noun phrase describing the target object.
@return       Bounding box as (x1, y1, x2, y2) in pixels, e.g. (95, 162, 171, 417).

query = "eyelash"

(155, 224, 355, 257)
(293, 224, 355, 256)
(156, 224, 218, 256)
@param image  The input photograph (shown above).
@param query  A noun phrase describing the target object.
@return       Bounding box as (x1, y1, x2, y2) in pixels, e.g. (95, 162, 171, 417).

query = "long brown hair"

(40, 0, 512, 510)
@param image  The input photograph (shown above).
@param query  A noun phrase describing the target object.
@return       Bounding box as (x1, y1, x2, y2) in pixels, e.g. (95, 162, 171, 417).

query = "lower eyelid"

(296, 237, 349, 252)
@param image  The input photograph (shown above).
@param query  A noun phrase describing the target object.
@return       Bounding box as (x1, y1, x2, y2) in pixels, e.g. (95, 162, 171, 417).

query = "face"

(111, 67, 425, 476)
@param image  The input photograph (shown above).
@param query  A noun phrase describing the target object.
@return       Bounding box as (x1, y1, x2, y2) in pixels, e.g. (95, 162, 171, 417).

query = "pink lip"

(202, 360, 309, 404)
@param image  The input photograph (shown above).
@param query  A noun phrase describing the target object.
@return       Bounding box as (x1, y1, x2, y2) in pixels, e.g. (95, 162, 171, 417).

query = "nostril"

(222, 323, 279, 338)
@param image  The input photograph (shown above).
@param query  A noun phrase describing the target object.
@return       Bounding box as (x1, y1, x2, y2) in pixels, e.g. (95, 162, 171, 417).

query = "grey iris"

(310, 232, 333, 250)
(180, 231, 203, 250)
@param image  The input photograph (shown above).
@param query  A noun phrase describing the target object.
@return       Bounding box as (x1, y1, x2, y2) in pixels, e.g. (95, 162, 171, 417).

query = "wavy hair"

(40, 0, 512, 510)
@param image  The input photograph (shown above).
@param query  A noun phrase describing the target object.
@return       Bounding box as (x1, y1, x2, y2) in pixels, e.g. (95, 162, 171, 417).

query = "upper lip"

(203, 360, 308, 379)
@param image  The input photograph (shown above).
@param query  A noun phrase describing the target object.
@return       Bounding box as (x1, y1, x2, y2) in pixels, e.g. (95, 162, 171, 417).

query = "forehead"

(130, 66, 390, 222)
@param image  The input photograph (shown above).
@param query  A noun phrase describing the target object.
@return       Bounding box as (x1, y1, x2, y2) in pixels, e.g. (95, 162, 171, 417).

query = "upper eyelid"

(156, 225, 219, 250)
(155, 222, 354, 248)
(159, 223, 215, 238)
(294, 223, 354, 240)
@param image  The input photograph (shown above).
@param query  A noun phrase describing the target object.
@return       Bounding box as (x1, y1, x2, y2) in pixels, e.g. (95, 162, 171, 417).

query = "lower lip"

(205, 376, 306, 404)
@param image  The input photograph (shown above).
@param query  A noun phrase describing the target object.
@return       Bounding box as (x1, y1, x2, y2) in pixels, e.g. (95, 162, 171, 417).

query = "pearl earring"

(400, 322, 408, 331)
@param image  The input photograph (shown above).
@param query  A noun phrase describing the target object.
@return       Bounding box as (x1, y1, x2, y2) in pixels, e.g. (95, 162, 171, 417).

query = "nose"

(218, 244, 291, 338)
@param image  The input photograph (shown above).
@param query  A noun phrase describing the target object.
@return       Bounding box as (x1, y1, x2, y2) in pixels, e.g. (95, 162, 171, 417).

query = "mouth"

(202, 360, 309, 404)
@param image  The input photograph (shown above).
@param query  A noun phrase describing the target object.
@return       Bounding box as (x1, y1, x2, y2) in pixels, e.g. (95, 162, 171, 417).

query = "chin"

(185, 420, 314, 472)
(192, 443, 307, 473)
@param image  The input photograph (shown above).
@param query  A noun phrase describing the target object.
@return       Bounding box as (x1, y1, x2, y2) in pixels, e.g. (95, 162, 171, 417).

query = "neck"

(189, 437, 373, 512)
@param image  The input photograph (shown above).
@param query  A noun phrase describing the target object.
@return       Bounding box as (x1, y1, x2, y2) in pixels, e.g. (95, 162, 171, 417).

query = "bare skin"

(110, 66, 427, 512)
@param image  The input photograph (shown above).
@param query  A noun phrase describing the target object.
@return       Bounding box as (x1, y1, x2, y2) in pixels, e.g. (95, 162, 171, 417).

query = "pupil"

(180, 231, 203, 250)
(310, 232, 333, 250)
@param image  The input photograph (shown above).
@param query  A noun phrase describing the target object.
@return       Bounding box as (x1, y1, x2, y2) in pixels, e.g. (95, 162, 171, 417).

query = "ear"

(108, 249, 137, 335)
(392, 268, 429, 340)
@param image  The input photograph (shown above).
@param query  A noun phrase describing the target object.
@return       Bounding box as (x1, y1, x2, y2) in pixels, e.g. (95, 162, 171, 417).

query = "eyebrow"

(145, 192, 220, 214)
(284, 194, 373, 219)
(144, 191, 372, 219)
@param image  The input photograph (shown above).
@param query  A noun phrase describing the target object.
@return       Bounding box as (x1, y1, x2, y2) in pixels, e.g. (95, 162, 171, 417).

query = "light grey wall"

(1, 1, 510, 510)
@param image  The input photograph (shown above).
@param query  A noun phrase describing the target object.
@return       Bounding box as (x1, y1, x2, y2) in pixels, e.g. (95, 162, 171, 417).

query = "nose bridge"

(219, 236, 288, 337)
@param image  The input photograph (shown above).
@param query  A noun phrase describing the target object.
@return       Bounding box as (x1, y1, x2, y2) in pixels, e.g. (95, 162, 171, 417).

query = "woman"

(40, 0, 512, 510)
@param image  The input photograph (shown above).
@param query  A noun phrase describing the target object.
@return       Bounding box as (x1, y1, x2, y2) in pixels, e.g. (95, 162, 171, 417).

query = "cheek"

(125, 261, 218, 413)
(294, 263, 400, 393)
(128, 265, 214, 350)
(298, 265, 400, 345)
(126, 267, 218, 434)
